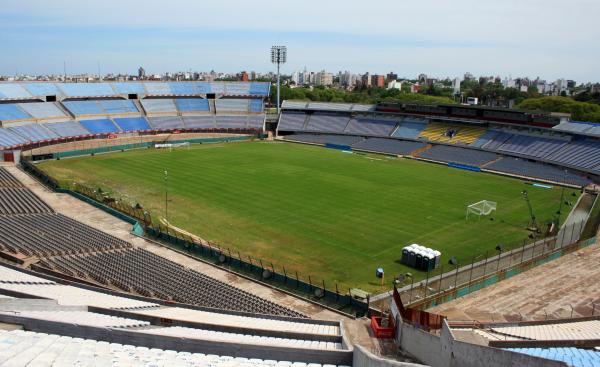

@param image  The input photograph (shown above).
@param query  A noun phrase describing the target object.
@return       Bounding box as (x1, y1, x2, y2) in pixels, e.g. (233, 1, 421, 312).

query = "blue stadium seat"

(44, 121, 91, 137)
(391, 119, 428, 140)
(62, 101, 104, 116)
(140, 99, 177, 113)
(193, 82, 212, 94)
(57, 83, 116, 97)
(215, 115, 247, 128)
(147, 116, 184, 129)
(0, 128, 29, 147)
(249, 82, 270, 96)
(8, 124, 60, 142)
(215, 99, 249, 113)
(18, 102, 67, 119)
(249, 100, 263, 113)
(224, 82, 251, 95)
(0, 84, 32, 99)
(143, 83, 172, 95)
(112, 83, 146, 95)
(98, 100, 138, 114)
(174, 98, 210, 112)
(79, 119, 120, 134)
(0, 104, 31, 121)
(113, 117, 151, 132)
(22, 83, 61, 97)
(208, 82, 226, 94)
(168, 83, 195, 95)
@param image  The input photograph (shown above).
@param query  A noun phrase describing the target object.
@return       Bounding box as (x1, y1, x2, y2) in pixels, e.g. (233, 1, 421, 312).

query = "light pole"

(271, 45, 287, 114)
(164, 168, 168, 223)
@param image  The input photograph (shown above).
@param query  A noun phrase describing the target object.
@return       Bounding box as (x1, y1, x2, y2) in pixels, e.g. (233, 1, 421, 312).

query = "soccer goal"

(154, 142, 190, 151)
(466, 200, 497, 219)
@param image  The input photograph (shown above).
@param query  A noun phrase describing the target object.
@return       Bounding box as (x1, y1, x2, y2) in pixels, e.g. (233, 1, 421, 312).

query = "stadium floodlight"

(271, 45, 287, 114)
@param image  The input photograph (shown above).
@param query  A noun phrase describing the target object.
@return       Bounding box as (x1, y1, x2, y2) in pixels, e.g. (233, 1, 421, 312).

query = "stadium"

(0, 80, 599, 367)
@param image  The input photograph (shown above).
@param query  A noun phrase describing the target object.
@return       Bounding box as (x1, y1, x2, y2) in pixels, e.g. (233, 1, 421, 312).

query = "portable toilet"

(433, 250, 442, 269)
(427, 252, 436, 271)
(408, 247, 417, 268)
(421, 251, 431, 271)
(401, 246, 409, 265)
(415, 250, 423, 270)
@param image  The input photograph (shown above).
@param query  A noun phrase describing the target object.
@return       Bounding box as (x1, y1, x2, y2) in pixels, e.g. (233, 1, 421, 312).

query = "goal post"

(466, 200, 497, 220)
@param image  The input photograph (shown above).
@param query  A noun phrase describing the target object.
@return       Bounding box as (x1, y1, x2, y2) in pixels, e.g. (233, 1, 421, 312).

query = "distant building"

(138, 67, 146, 79)
(386, 72, 398, 81)
(411, 84, 421, 93)
(387, 80, 402, 90)
(315, 70, 333, 86)
(362, 73, 372, 87)
(239, 71, 249, 82)
(418, 74, 428, 83)
(372, 75, 385, 88)
(452, 78, 461, 95)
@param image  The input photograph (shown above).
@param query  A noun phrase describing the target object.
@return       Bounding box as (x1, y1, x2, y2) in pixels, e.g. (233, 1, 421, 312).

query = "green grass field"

(38, 141, 578, 293)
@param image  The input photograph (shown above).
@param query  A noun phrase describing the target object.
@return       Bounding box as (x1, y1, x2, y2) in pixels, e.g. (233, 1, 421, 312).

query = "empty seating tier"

(0, 213, 131, 257)
(182, 116, 216, 129)
(351, 138, 426, 155)
(0, 187, 54, 215)
(285, 134, 364, 146)
(247, 115, 264, 129)
(113, 117, 151, 132)
(418, 122, 485, 145)
(0, 310, 151, 328)
(215, 99, 250, 113)
(174, 98, 210, 113)
(546, 139, 600, 171)
(147, 116, 184, 130)
(417, 145, 499, 166)
(305, 114, 350, 133)
(278, 112, 307, 131)
(345, 118, 397, 136)
(79, 119, 121, 134)
(43, 121, 91, 137)
(497, 134, 567, 158)
(7, 123, 60, 142)
(0, 168, 24, 188)
(40, 248, 304, 318)
(140, 99, 178, 114)
(0, 128, 27, 147)
(17, 102, 67, 119)
(485, 157, 590, 186)
(215, 115, 248, 129)
(0, 104, 31, 121)
(391, 118, 428, 139)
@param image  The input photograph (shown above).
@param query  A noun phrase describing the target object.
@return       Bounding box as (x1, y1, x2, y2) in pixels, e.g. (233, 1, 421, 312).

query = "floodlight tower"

(271, 45, 287, 114)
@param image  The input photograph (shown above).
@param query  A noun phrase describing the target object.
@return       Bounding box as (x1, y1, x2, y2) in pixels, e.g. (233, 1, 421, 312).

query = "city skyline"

(0, 0, 599, 82)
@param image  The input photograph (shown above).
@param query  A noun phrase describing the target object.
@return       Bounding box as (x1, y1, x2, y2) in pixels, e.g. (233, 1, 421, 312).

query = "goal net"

(466, 200, 497, 219)
(154, 142, 190, 151)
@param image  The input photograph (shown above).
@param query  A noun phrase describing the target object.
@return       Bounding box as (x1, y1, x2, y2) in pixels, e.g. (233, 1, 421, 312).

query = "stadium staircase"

(410, 143, 433, 157)
(132, 99, 147, 116)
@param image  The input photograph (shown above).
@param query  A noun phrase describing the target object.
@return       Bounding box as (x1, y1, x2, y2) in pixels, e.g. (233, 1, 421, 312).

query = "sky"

(0, 0, 599, 82)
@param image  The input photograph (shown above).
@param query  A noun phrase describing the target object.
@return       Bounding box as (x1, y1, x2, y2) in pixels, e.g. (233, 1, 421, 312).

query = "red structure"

(370, 315, 395, 339)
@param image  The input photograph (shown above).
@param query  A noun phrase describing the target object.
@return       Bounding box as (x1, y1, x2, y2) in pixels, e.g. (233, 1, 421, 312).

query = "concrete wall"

(353, 345, 427, 367)
(396, 319, 569, 367)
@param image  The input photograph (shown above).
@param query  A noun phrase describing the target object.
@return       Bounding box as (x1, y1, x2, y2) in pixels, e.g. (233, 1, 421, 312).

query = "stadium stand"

(147, 116, 185, 130)
(351, 137, 426, 155)
(215, 115, 248, 129)
(39, 248, 304, 317)
(167, 82, 196, 95)
(22, 82, 61, 97)
(0, 128, 28, 147)
(480, 131, 514, 150)
(112, 82, 147, 95)
(247, 115, 264, 129)
(546, 139, 600, 171)
(278, 112, 307, 131)
(97, 99, 138, 114)
(472, 130, 501, 148)
(417, 145, 499, 166)
(0, 84, 32, 99)
(307, 102, 353, 112)
(174, 98, 210, 113)
(418, 122, 485, 145)
(391, 118, 428, 140)
(485, 157, 590, 186)
(249, 99, 263, 113)
(0, 188, 53, 215)
(57, 83, 116, 97)
(0, 310, 151, 328)
(505, 347, 600, 367)
(553, 121, 596, 134)
(43, 120, 91, 138)
(62, 101, 105, 116)
(285, 134, 364, 146)
(7, 123, 59, 143)
(497, 134, 568, 158)
(79, 119, 121, 134)
(224, 82, 251, 95)
(182, 116, 216, 129)
(215, 99, 249, 113)
(140, 82, 173, 95)
(0, 213, 131, 257)
(0, 167, 24, 187)
(345, 117, 397, 136)
(140, 99, 178, 114)
(0, 104, 31, 121)
(17, 102, 67, 119)
(113, 117, 151, 132)
(249, 82, 270, 96)
(478, 320, 600, 341)
(305, 113, 350, 133)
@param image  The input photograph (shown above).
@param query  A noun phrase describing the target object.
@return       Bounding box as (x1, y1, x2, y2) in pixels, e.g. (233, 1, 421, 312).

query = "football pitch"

(38, 141, 579, 293)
